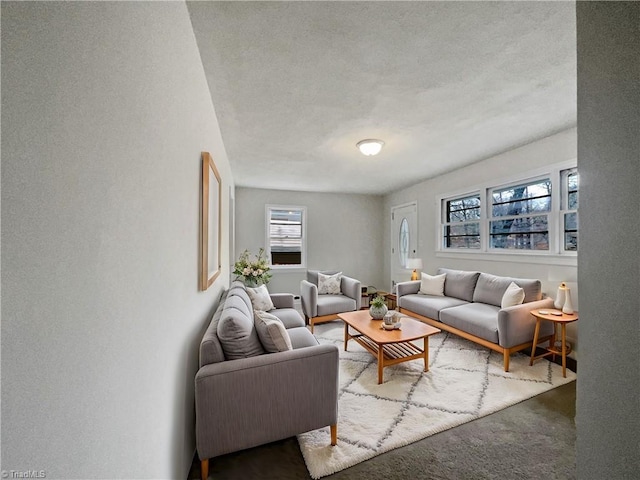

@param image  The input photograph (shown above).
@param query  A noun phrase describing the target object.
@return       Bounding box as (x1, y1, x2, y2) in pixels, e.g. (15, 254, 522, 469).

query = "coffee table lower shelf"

(352, 333, 424, 363)
(349, 333, 428, 384)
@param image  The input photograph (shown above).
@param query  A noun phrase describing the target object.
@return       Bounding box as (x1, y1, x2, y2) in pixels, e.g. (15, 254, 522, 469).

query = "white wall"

(235, 188, 384, 294)
(2, 2, 232, 478)
(383, 128, 579, 349)
(576, 2, 639, 478)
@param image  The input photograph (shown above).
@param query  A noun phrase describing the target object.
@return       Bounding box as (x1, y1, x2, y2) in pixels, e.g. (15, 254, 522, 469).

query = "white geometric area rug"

(297, 322, 576, 479)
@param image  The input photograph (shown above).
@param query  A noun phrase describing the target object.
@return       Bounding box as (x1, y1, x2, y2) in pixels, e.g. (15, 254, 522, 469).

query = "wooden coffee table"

(338, 310, 441, 384)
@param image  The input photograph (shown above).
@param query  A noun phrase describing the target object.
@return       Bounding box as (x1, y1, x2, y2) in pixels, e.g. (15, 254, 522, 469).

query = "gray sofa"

(195, 281, 338, 480)
(397, 268, 555, 372)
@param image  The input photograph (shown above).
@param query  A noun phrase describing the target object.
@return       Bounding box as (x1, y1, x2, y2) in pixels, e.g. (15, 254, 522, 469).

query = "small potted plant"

(369, 295, 388, 320)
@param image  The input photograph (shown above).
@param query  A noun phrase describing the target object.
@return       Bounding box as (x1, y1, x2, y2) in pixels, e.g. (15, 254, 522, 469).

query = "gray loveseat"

(397, 268, 555, 372)
(195, 281, 338, 480)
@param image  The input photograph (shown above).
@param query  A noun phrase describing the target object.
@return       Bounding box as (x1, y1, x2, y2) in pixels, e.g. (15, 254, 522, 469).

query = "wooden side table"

(384, 293, 397, 310)
(529, 309, 578, 377)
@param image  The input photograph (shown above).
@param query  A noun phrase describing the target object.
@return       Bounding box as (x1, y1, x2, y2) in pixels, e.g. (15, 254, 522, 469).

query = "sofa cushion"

(440, 303, 500, 344)
(317, 294, 356, 316)
(318, 272, 342, 294)
(217, 304, 265, 360)
(229, 281, 253, 314)
(473, 273, 542, 307)
(287, 327, 321, 349)
(199, 290, 229, 367)
(223, 294, 253, 321)
(246, 284, 275, 311)
(254, 310, 293, 353)
(400, 294, 468, 321)
(271, 308, 305, 329)
(419, 272, 446, 296)
(437, 268, 480, 302)
(501, 282, 525, 308)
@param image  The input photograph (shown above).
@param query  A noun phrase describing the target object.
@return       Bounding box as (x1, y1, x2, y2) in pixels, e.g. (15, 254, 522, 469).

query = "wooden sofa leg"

(310, 319, 315, 333)
(330, 424, 337, 446)
(503, 350, 510, 372)
(201, 459, 209, 480)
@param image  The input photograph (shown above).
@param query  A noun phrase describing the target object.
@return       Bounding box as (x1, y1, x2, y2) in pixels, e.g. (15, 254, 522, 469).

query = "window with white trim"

(439, 164, 578, 257)
(561, 168, 579, 251)
(266, 205, 306, 268)
(489, 178, 551, 251)
(443, 194, 481, 249)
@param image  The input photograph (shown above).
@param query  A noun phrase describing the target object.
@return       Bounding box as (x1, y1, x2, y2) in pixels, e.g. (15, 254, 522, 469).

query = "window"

(562, 169, 579, 251)
(399, 217, 410, 266)
(438, 162, 578, 260)
(489, 178, 551, 251)
(443, 194, 481, 249)
(266, 205, 306, 268)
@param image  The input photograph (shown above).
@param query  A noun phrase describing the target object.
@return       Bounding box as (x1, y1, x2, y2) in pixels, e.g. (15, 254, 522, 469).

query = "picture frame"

(200, 151, 222, 290)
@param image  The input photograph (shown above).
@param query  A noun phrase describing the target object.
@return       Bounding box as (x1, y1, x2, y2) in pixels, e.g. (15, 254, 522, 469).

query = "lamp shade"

(406, 258, 423, 270)
(356, 139, 384, 156)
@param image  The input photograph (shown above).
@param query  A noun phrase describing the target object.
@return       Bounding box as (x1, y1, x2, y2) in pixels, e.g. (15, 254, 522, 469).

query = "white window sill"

(269, 266, 307, 273)
(436, 250, 577, 266)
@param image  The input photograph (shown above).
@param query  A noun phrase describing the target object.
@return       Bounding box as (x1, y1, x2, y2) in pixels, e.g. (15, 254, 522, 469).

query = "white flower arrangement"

(233, 248, 272, 285)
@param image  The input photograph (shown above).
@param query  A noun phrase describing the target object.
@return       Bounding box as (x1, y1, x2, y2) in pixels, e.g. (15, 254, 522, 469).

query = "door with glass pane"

(391, 202, 418, 291)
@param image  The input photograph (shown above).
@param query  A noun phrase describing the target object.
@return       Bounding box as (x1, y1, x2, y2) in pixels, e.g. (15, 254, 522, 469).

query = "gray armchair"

(300, 270, 361, 332)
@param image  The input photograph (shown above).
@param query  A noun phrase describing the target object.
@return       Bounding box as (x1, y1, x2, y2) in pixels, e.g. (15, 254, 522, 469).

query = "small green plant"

(371, 295, 386, 309)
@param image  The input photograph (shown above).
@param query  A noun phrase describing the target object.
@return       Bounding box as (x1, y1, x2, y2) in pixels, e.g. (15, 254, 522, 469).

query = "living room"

(2, 2, 637, 480)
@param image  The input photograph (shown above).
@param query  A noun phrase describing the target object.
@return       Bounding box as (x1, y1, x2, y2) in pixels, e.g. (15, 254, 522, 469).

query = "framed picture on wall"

(200, 151, 222, 290)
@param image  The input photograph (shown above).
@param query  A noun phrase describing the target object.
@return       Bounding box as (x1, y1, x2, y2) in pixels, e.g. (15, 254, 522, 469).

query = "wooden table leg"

(423, 337, 429, 372)
(344, 323, 348, 351)
(530, 318, 542, 366)
(377, 345, 384, 384)
(561, 323, 567, 377)
(551, 323, 558, 362)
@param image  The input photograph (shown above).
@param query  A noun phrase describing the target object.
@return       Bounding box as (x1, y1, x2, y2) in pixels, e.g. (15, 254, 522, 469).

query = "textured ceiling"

(188, 1, 576, 195)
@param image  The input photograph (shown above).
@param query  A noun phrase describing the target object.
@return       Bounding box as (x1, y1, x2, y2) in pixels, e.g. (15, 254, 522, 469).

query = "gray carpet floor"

(189, 379, 576, 480)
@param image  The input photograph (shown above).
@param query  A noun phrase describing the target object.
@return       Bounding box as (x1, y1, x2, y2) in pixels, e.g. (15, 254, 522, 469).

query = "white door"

(391, 202, 418, 291)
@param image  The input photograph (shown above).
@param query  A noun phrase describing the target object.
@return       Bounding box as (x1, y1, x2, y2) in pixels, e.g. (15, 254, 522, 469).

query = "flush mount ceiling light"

(356, 139, 385, 156)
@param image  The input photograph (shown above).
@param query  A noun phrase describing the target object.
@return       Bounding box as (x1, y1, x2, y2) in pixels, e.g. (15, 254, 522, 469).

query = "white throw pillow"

(420, 273, 446, 296)
(318, 272, 342, 295)
(254, 310, 293, 353)
(246, 284, 275, 311)
(501, 281, 525, 308)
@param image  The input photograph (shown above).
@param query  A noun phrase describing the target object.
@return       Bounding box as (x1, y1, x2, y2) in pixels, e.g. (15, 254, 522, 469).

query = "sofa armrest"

(300, 280, 318, 318)
(396, 280, 420, 300)
(195, 344, 339, 459)
(270, 293, 294, 309)
(497, 298, 555, 348)
(340, 275, 362, 309)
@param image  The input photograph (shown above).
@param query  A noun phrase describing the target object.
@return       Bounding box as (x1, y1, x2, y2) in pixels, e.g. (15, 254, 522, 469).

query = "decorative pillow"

(501, 281, 525, 309)
(254, 310, 293, 353)
(246, 284, 275, 311)
(419, 273, 446, 296)
(318, 272, 342, 295)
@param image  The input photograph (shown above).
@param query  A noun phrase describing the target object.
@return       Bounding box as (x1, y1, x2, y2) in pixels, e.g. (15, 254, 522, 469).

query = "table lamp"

(406, 258, 423, 281)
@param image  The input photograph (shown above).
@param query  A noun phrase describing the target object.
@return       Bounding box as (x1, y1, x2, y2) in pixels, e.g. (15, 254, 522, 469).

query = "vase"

(562, 287, 574, 314)
(369, 303, 388, 320)
(244, 279, 259, 288)
(554, 282, 566, 310)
